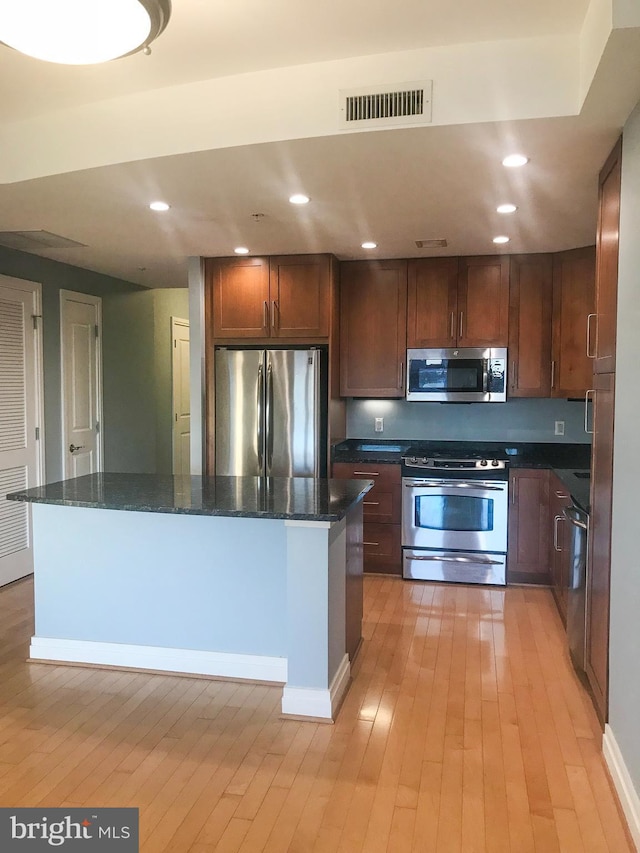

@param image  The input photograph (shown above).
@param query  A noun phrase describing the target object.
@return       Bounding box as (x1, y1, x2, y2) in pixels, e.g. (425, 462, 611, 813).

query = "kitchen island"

(7, 473, 371, 721)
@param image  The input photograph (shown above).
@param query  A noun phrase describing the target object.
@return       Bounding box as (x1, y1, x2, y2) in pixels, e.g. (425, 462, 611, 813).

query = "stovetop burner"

(401, 444, 509, 478)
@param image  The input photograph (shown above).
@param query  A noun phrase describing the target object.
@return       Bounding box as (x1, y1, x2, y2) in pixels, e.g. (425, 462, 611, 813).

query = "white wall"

(608, 100, 640, 796)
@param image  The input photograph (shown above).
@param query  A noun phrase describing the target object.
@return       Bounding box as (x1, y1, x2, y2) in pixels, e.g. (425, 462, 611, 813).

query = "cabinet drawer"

(363, 523, 401, 575)
(333, 462, 401, 523)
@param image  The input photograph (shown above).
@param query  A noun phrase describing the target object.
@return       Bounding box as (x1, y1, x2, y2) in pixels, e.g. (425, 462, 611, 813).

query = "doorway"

(60, 291, 103, 478)
(172, 317, 190, 475)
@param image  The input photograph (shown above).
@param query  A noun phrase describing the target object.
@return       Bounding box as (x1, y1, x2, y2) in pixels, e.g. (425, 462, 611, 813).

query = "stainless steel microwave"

(406, 347, 507, 402)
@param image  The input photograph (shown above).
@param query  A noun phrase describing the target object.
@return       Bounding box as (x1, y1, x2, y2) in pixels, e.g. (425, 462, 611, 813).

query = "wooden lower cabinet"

(548, 474, 573, 624)
(507, 468, 551, 584)
(332, 461, 402, 575)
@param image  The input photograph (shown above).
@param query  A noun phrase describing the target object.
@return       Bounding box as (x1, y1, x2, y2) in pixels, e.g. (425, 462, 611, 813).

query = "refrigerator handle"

(266, 361, 274, 474)
(312, 350, 321, 477)
(257, 364, 264, 474)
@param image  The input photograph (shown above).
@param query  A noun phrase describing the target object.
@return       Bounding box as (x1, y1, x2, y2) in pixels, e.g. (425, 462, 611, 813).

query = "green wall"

(0, 246, 188, 481)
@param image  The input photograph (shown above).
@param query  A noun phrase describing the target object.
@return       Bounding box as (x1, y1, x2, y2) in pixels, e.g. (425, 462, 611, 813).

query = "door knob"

(69, 444, 85, 453)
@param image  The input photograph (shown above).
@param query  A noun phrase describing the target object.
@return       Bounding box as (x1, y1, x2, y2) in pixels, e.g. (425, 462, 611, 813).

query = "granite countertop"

(7, 473, 373, 522)
(332, 438, 591, 510)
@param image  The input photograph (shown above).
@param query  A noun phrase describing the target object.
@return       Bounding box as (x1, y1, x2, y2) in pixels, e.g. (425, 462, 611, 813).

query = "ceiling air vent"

(0, 230, 87, 251)
(339, 80, 432, 129)
(415, 238, 448, 249)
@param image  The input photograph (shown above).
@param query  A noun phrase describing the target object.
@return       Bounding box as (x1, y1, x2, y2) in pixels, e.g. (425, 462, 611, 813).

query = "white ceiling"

(0, 0, 638, 289)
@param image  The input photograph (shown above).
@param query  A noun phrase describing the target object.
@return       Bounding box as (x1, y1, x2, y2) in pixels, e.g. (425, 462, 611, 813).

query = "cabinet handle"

(586, 313, 596, 358)
(511, 476, 517, 505)
(450, 312, 455, 340)
(511, 360, 517, 391)
(363, 501, 380, 506)
(353, 471, 379, 476)
(554, 490, 569, 499)
(271, 300, 278, 329)
(459, 312, 464, 340)
(584, 389, 594, 434)
(398, 361, 404, 392)
(363, 541, 380, 547)
(551, 360, 556, 390)
(553, 515, 563, 552)
(263, 300, 269, 330)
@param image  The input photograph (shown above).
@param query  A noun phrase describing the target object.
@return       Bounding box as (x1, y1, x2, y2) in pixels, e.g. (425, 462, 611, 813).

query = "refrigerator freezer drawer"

(403, 548, 506, 586)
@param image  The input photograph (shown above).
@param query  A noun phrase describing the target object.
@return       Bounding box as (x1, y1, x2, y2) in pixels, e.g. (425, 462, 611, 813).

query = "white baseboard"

(281, 654, 350, 720)
(603, 724, 640, 851)
(29, 636, 287, 683)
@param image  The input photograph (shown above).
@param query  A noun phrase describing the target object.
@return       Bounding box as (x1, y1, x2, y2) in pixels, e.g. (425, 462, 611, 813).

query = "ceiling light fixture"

(497, 203, 517, 214)
(0, 0, 171, 65)
(289, 194, 310, 205)
(361, 241, 377, 250)
(149, 201, 170, 211)
(502, 154, 528, 168)
(234, 247, 250, 255)
(493, 235, 510, 244)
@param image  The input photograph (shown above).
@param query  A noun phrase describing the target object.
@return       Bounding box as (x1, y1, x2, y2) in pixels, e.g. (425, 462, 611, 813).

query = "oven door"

(403, 548, 506, 585)
(402, 477, 508, 553)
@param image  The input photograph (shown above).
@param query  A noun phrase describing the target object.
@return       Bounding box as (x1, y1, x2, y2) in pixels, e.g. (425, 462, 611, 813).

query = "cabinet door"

(406, 257, 458, 348)
(594, 138, 621, 374)
(209, 257, 270, 338)
(549, 475, 573, 624)
(551, 247, 596, 397)
(339, 260, 407, 397)
(507, 469, 550, 584)
(269, 254, 331, 338)
(508, 255, 553, 397)
(457, 256, 510, 347)
(586, 371, 615, 725)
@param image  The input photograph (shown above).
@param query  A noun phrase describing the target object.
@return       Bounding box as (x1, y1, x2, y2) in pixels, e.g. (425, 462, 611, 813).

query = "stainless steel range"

(401, 447, 509, 586)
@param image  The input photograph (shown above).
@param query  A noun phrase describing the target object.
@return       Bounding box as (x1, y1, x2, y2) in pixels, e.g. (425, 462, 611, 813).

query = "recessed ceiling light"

(361, 241, 377, 249)
(149, 201, 170, 211)
(234, 247, 250, 255)
(289, 194, 310, 205)
(493, 235, 510, 244)
(502, 154, 528, 168)
(497, 204, 517, 214)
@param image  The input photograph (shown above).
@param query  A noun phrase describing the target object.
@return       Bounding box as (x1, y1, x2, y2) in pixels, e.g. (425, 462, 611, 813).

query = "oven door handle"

(406, 554, 504, 565)
(403, 481, 506, 491)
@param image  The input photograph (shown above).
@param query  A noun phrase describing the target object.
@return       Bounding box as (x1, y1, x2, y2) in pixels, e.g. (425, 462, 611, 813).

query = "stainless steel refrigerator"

(214, 347, 326, 477)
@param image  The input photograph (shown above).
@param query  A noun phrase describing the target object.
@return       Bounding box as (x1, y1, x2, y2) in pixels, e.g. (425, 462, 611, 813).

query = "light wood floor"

(0, 576, 634, 852)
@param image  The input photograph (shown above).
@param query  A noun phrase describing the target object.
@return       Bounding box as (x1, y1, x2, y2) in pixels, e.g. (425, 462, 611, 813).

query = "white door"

(61, 291, 103, 478)
(172, 318, 191, 475)
(0, 276, 44, 586)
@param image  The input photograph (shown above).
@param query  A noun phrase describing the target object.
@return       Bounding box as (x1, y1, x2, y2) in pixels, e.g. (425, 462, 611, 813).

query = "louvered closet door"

(0, 279, 40, 586)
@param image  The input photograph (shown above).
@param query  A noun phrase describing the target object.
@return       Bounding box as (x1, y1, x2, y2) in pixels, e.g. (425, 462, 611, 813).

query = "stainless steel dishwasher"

(563, 502, 589, 678)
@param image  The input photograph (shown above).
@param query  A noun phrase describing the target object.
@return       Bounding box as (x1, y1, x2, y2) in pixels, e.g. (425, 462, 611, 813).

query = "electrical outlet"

(555, 420, 565, 436)
(374, 417, 384, 433)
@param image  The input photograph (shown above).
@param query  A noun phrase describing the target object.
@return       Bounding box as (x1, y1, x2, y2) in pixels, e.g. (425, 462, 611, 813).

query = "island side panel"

(30, 503, 288, 680)
(345, 501, 364, 661)
(283, 518, 350, 720)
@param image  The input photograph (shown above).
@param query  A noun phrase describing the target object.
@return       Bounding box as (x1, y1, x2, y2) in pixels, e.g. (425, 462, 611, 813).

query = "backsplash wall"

(347, 398, 591, 444)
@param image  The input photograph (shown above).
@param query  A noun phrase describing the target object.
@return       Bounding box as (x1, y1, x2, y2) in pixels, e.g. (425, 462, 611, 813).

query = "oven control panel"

(404, 456, 507, 471)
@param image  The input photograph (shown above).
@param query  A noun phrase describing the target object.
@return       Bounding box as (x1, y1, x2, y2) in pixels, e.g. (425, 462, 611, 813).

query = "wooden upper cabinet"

(508, 254, 553, 397)
(457, 256, 510, 347)
(269, 254, 331, 338)
(208, 256, 270, 338)
(407, 257, 459, 348)
(594, 137, 622, 374)
(208, 253, 332, 340)
(551, 247, 596, 397)
(340, 260, 408, 397)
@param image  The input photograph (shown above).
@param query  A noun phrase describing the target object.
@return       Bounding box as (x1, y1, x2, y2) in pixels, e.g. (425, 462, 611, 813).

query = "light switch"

(374, 417, 384, 432)
(555, 420, 565, 436)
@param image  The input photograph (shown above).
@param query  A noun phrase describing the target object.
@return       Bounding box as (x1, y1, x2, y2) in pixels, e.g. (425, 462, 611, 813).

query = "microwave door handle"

(482, 360, 489, 393)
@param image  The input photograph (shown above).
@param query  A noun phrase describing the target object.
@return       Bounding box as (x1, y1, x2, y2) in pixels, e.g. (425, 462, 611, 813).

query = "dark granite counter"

(7, 473, 373, 522)
(332, 438, 591, 509)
